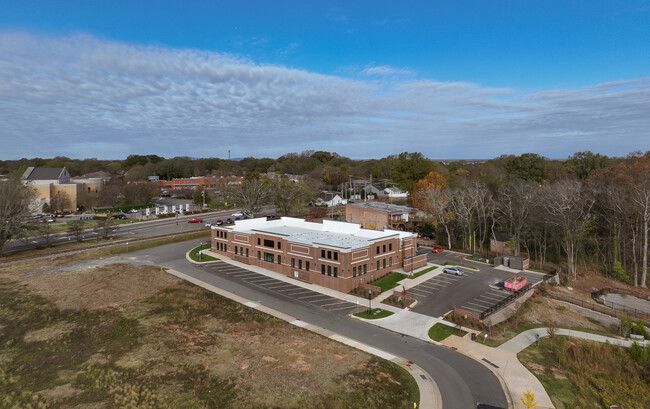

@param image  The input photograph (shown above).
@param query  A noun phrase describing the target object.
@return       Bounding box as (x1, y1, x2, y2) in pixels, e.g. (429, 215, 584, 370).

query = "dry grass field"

(0, 253, 418, 408)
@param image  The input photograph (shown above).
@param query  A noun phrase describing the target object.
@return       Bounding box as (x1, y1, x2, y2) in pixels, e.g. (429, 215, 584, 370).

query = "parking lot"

(201, 262, 358, 315)
(409, 250, 544, 318)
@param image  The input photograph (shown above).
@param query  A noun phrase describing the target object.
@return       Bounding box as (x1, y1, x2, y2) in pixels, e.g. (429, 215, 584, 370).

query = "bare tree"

(470, 181, 494, 256)
(449, 185, 478, 252)
(272, 178, 311, 216)
(542, 180, 594, 281)
(0, 179, 35, 256)
(49, 191, 72, 213)
(37, 221, 54, 246)
(419, 186, 454, 249)
(496, 179, 537, 256)
(94, 217, 118, 239)
(67, 219, 85, 242)
(227, 177, 271, 218)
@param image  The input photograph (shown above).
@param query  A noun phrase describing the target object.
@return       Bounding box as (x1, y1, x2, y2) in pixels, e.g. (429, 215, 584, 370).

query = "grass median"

(189, 243, 219, 262)
(372, 272, 407, 292)
(354, 308, 394, 319)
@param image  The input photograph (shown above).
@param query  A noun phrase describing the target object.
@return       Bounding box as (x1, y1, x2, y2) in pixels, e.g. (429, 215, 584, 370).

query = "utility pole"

(228, 150, 231, 161)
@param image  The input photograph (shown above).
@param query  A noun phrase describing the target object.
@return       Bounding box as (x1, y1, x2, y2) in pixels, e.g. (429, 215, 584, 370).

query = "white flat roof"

(222, 217, 414, 250)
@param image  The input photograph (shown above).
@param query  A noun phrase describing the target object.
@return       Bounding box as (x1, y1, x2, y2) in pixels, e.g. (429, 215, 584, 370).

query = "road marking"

(320, 301, 350, 308)
(245, 278, 277, 284)
(265, 283, 294, 290)
(460, 304, 482, 313)
(478, 294, 503, 302)
(282, 289, 313, 296)
(244, 301, 259, 308)
(276, 287, 304, 293)
(297, 294, 330, 300)
(468, 299, 493, 307)
(409, 288, 434, 296)
(329, 304, 356, 311)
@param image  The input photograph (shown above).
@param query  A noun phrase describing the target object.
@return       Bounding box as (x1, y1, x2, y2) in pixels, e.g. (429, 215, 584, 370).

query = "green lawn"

(372, 272, 407, 292)
(189, 243, 218, 262)
(408, 266, 436, 279)
(354, 308, 394, 319)
(428, 323, 467, 341)
(440, 261, 478, 270)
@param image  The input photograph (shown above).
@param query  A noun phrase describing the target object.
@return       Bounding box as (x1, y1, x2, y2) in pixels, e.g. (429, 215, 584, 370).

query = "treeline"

(411, 151, 650, 288)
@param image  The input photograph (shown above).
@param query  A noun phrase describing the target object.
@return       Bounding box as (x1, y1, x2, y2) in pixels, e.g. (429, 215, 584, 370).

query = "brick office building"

(345, 202, 418, 231)
(211, 217, 427, 293)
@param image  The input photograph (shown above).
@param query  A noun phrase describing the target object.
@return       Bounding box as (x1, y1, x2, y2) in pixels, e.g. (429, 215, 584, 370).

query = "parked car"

(34, 214, 43, 219)
(205, 221, 213, 227)
(443, 266, 464, 276)
(431, 247, 444, 253)
(46, 217, 55, 223)
(231, 212, 243, 217)
(187, 218, 203, 223)
(226, 218, 232, 224)
(215, 220, 223, 225)
(129, 209, 138, 213)
(113, 214, 127, 220)
(55, 214, 65, 218)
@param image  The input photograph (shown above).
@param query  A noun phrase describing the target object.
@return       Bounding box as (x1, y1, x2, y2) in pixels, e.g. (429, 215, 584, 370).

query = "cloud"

(360, 65, 415, 77)
(0, 31, 649, 160)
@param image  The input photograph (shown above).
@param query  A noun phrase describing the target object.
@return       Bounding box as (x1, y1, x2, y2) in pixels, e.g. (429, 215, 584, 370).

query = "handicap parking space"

(201, 262, 357, 314)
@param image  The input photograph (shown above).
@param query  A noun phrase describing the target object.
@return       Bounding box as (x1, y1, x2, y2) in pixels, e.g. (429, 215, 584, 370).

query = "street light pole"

(200, 241, 203, 261)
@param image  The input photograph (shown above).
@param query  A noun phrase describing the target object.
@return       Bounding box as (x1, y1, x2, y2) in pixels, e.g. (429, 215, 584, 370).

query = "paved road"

(133, 239, 509, 409)
(409, 250, 543, 318)
(5, 207, 275, 253)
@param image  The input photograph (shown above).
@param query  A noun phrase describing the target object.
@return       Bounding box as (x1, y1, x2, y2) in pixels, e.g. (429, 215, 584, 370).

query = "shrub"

(629, 342, 649, 366)
(632, 320, 649, 338)
(612, 262, 633, 285)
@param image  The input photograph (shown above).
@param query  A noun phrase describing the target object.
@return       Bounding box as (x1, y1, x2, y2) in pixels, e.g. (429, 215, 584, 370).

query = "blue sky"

(1, 1, 649, 160)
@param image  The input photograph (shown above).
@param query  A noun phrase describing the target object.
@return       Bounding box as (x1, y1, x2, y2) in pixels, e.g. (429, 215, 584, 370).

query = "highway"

(133, 239, 509, 409)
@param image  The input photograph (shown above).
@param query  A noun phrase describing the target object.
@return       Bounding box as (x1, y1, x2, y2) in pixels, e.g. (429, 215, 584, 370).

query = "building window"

(257, 251, 261, 260)
(327, 265, 332, 276)
(333, 252, 338, 261)
(333, 267, 338, 278)
(389, 243, 392, 251)
(376, 246, 380, 254)
(224, 232, 227, 240)
(353, 266, 357, 277)
(306, 261, 310, 272)
(321, 265, 325, 275)
(389, 257, 392, 267)
(383, 258, 386, 269)
(377, 261, 380, 271)
(257, 238, 261, 245)
(264, 252, 274, 263)
(235, 246, 238, 254)
(327, 250, 332, 259)
(298, 260, 302, 270)
(278, 242, 281, 250)
(291, 258, 295, 268)
(246, 248, 249, 257)
(277, 255, 281, 264)
(383, 244, 386, 253)
(364, 264, 367, 274)
(264, 239, 274, 248)
(321, 249, 325, 258)
(240, 247, 244, 256)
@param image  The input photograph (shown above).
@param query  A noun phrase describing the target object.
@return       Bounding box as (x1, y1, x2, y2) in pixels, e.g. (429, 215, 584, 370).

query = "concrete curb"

(184, 247, 221, 265)
(164, 267, 441, 409)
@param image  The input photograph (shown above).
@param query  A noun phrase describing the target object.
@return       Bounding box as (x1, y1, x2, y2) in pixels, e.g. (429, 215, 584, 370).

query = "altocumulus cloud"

(0, 31, 649, 159)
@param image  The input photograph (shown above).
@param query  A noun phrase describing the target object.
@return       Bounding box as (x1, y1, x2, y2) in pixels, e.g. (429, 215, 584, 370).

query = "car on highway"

(34, 214, 43, 219)
(113, 214, 127, 220)
(46, 217, 55, 223)
(231, 212, 243, 217)
(205, 221, 213, 227)
(443, 266, 464, 276)
(431, 247, 443, 253)
(55, 214, 65, 218)
(215, 220, 223, 226)
(187, 218, 203, 223)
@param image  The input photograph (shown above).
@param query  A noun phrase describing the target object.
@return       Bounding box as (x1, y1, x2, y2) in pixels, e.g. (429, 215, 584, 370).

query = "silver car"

(443, 266, 464, 276)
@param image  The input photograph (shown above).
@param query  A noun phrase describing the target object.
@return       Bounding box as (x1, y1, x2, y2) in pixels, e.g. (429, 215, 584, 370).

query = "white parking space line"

(245, 278, 278, 284)
(468, 299, 493, 307)
(478, 294, 504, 302)
(298, 294, 331, 301)
(409, 288, 435, 295)
(237, 273, 264, 279)
(266, 284, 295, 290)
(488, 290, 508, 297)
(283, 290, 313, 296)
(276, 287, 304, 293)
(329, 304, 356, 311)
(320, 301, 350, 308)
(460, 304, 482, 313)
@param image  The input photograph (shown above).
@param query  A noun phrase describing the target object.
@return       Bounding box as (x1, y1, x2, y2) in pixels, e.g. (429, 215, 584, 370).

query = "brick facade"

(211, 217, 419, 293)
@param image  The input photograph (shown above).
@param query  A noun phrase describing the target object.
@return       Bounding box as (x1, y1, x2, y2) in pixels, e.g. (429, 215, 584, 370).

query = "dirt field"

(0, 256, 418, 409)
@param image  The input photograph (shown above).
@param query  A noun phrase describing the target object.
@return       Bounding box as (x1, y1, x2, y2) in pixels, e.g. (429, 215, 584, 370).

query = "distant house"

(148, 175, 160, 182)
(312, 191, 347, 207)
(363, 184, 386, 199)
(345, 202, 418, 230)
(384, 186, 408, 198)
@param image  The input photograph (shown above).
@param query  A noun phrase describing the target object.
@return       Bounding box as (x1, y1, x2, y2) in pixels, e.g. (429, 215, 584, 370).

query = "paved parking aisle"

(201, 262, 358, 314)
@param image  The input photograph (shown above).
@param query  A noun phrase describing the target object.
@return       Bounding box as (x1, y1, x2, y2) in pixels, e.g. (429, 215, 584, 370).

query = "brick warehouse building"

(345, 202, 418, 231)
(211, 217, 428, 293)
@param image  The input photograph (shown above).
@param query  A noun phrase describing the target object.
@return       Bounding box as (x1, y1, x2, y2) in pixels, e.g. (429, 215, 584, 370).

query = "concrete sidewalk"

(500, 327, 646, 354)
